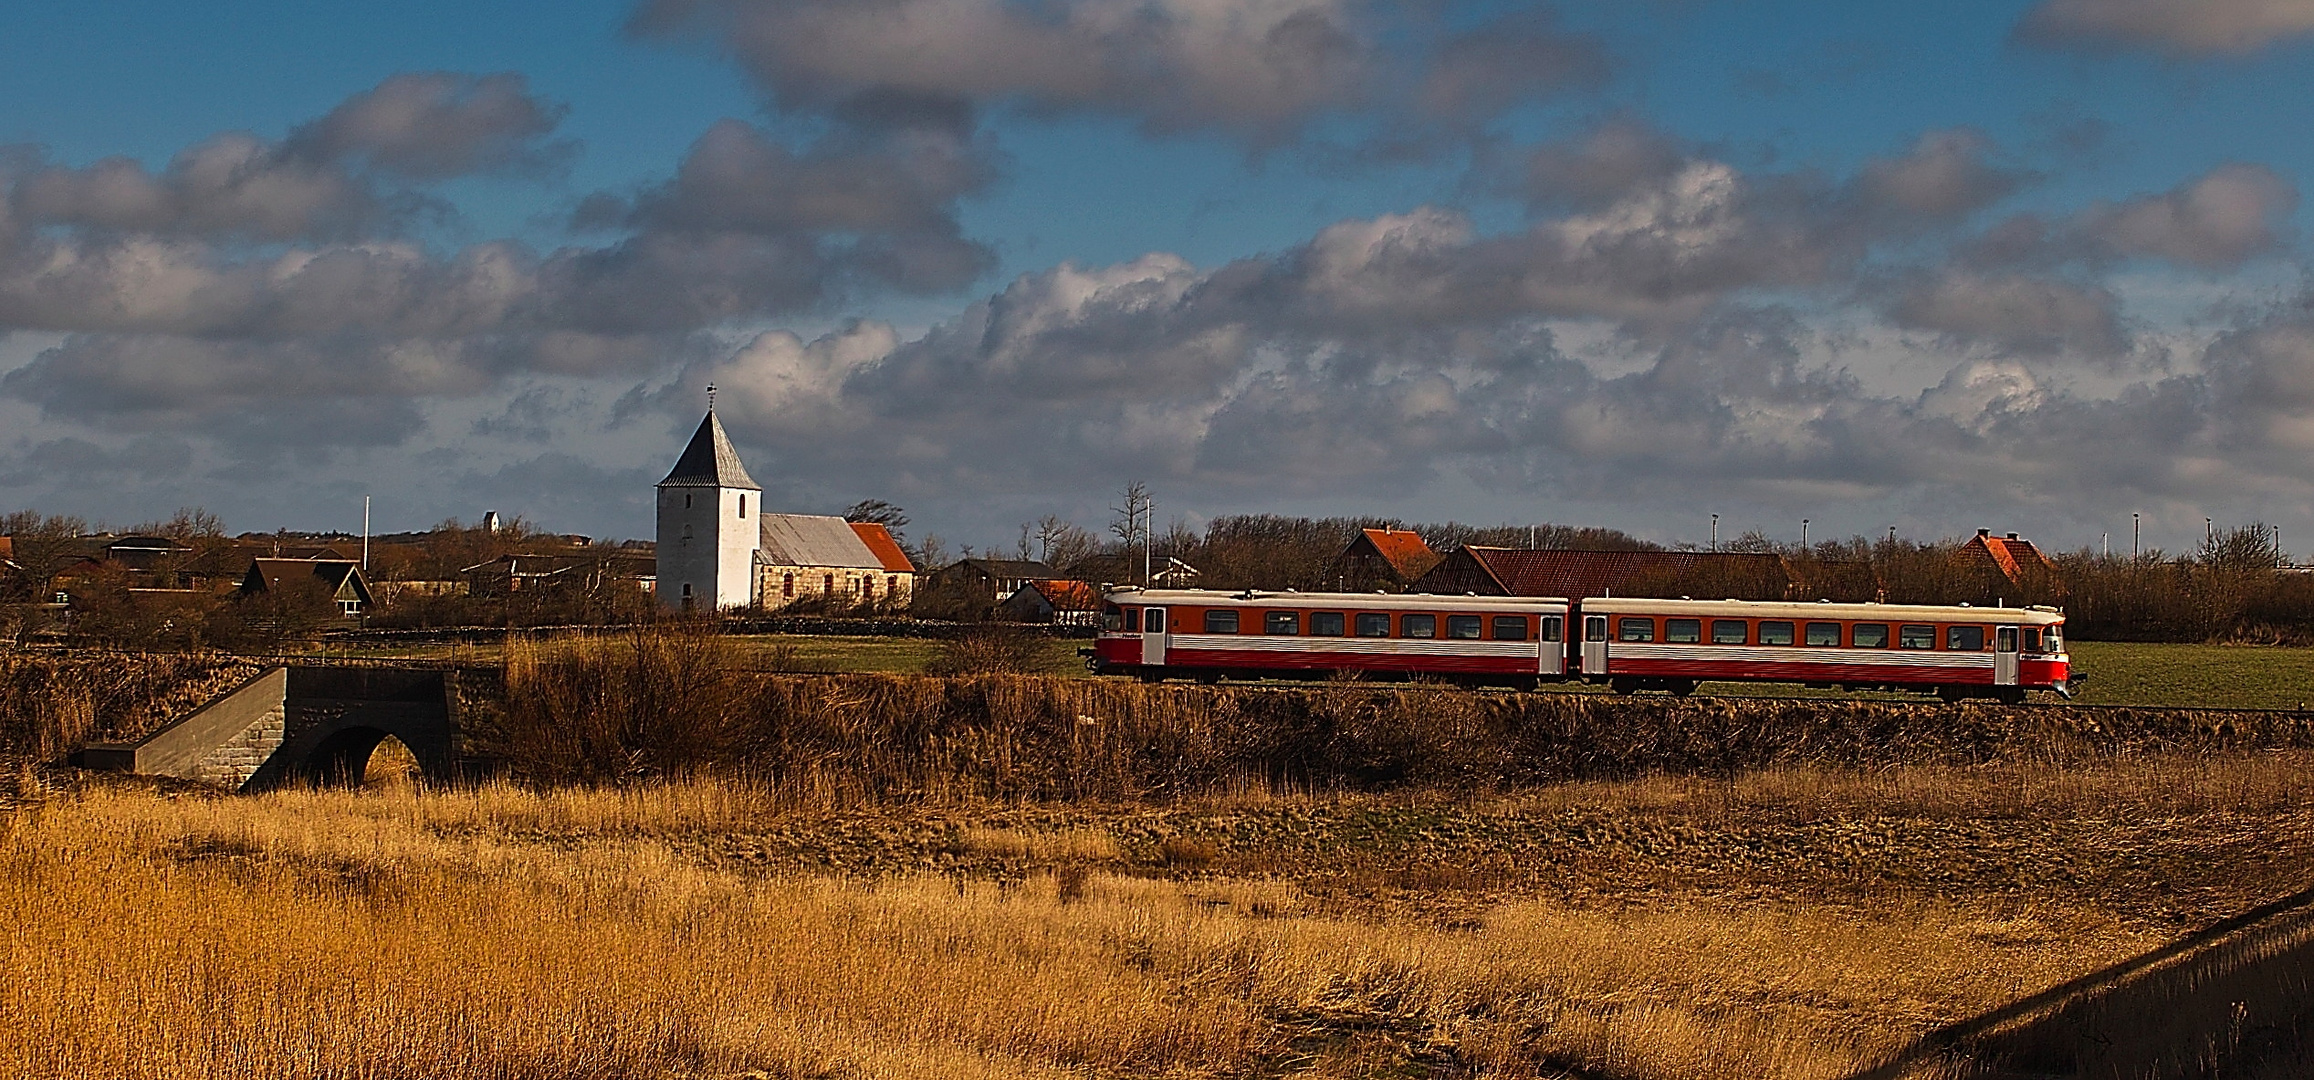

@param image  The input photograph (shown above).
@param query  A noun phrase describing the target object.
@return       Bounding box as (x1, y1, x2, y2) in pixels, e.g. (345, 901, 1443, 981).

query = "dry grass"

(5, 756, 2309, 1079)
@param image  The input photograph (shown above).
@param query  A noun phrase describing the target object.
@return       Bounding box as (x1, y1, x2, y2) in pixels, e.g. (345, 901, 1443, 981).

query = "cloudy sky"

(4, 0, 2314, 555)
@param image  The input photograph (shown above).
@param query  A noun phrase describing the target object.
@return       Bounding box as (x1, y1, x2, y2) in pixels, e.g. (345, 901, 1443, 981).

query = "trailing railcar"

(1578, 598, 2069, 703)
(1090, 588, 1570, 687)
(1092, 588, 2071, 702)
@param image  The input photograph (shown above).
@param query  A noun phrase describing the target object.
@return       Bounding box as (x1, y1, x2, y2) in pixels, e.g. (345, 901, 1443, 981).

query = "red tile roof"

(1361, 529, 1438, 578)
(847, 521, 916, 573)
(1962, 531, 2058, 582)
(1030, 579, 1102, 611)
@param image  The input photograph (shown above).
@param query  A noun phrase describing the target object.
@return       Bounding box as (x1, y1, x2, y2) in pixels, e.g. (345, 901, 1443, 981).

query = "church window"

(739, 494, 746, 517)
(783, 574, 794, 598)
(682, 583, 693, 597)
(682, 524, 693, 541)
(684, 493, 692, 509)
(823, 574, 835, 594)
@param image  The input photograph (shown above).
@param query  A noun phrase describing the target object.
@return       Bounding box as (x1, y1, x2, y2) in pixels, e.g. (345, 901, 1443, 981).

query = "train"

(1087, 587, 2070, 702)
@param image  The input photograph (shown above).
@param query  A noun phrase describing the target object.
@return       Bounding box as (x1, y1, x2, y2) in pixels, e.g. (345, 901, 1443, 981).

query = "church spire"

(657, 408, 760, 489)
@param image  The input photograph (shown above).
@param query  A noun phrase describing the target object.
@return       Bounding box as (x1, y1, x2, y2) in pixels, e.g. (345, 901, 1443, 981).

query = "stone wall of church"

(757, 565, 914, 611)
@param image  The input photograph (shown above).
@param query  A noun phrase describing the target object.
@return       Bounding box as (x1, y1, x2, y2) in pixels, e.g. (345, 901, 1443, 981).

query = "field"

(4, 753, 2310, 1079)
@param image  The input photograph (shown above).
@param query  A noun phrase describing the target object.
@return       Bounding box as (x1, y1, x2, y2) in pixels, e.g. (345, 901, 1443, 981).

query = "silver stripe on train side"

(1609, 644, 1998, 669)
(1167, 635, 1544, 658)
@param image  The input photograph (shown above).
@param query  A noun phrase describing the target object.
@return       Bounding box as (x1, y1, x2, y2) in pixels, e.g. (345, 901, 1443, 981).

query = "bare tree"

(1109, 482, 1153, 584)
(0, 512, 90, 602)
(842, 499, 910, 543)
(1032, 515, 1101, 573)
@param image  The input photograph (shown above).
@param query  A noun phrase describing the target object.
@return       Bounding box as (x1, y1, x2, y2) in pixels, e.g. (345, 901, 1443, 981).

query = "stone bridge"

(80, 666, 478, 791)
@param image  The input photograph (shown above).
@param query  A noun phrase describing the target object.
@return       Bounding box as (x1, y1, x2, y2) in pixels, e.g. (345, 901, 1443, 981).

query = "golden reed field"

(4, 754, 2312, 1080)
(2, 633, 2311, 1078)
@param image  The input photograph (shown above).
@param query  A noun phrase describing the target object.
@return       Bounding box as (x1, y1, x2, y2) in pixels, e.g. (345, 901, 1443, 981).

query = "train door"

(1581, 615, 1608, 675)
(1994, 625, 2019, 686)
(1539, 614, 1566, 675)
(1141, 607, 1169, 667)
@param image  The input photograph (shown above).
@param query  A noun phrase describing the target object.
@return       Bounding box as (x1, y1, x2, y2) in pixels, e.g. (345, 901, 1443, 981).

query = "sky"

(3, 0, 2314, 557)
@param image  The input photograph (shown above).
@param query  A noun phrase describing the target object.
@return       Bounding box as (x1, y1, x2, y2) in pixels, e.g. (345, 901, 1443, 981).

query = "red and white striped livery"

(1091, 588, 2070, 702)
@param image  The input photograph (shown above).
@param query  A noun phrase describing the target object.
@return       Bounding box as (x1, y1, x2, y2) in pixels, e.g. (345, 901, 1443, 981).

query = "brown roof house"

(998, 579, 1103, 626)
(239, 558, 374, 617)
(1324, 528, 1441, 592)
(916, 558, 1056, 618)
(754, 514, 916, 611)
(1955, 529, 2067, 603)
(1412, 548, 1805, 600)
(461, 552, 656, 598)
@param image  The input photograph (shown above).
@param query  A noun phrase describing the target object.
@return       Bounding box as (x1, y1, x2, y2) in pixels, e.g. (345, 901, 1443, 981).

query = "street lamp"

(1800, 518, 1809, 549)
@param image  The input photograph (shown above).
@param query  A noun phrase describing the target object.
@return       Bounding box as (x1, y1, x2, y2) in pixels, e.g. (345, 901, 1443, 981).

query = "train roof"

(1104, 588, 1568, 611)
(1582, 597, 2064, 624)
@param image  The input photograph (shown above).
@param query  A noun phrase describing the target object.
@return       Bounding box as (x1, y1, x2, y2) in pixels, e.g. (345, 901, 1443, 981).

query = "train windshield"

(2044, 625, 2063, 652)
(1102, 604, 1125, 631)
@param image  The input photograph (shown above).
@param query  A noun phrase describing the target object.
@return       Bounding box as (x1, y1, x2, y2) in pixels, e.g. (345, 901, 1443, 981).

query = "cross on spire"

(706, 383, 718, 412)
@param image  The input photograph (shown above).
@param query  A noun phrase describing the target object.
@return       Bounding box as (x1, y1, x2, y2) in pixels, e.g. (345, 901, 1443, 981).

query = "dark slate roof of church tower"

(658, 411, 761, 489)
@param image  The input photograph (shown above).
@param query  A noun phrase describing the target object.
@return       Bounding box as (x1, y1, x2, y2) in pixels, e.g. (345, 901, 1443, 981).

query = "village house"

(1955, 528, 2067, 601)
(239, 557, 375, 617)
(1323, 528, 1441, 592)
(755, 514, 915, 610)
(998, 578, 1102, 626)
(460, 551, 656, 598)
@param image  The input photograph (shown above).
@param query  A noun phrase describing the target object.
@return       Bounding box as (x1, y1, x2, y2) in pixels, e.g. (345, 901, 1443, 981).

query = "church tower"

(655, 397, 761, 611)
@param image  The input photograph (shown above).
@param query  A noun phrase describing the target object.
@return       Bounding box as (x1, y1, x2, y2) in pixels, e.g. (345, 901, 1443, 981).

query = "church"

(655, 405, 914, 612)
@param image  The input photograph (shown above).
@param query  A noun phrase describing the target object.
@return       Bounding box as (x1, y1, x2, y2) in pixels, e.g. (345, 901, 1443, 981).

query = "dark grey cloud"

(631, 0, 1609, 145)
(2018, 0, 2314, 57)
(8, 135, 424, 243)
(5, 72, 571, 244)
(283, 72, 576, 181)
(2077, 163, 2298, 267)
(1854, 129, 2032, 221)
(1880, 270, 2130, 356)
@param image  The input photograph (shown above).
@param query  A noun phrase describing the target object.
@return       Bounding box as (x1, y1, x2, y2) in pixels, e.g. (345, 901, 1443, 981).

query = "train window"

(1711, 620, 1747, 644)
(1265, 611, 1300, 635)
(1997, 627, 2018, 652)
(1805, 622, 1841, 647)
(1946, 625, 1985, 651)
(1447, 615, 1482, 639)
(1758, 621, 1795, 646)
(1852, 623, 1888, 648)
(2020, 627, 2041, 653)
(1355, 612, 1392, 637)
(1493, 616, 1529, 641)
(1311, 612, 1347, 636)
(1664, 619, 1702, 643)
(1105, 606, 1127, 631)
(1898, 624, 1935, 649)
(1541, 615, 1564, 642)
(2045, 626, 2064, 652)
(1204, 610, 1240, 634)
(1402, 614, 1437, 638)
(1145, 608, 1166, 633)
(1618, 617, 1655, 642)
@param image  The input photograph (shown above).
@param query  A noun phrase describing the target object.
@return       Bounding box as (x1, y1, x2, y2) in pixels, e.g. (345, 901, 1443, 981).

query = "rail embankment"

(12, 642, 2314, 798)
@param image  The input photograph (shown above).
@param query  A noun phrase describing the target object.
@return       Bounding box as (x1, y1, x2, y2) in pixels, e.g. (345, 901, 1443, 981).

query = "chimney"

(2006, 532, 2019, 541)
(1977, 528, 1991, 538)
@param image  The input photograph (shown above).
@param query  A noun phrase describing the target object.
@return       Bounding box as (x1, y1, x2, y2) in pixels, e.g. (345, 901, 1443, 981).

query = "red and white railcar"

(1091, 588, 2072, 701)
(1578, 598, 2069, 702)
(1090, 588, 1570, 687)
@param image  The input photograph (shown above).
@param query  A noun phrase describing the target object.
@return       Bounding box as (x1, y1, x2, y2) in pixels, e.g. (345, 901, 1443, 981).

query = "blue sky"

(2, 0, 2312, 556)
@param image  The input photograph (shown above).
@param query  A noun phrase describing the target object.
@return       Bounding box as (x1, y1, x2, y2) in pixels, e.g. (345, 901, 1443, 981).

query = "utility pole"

(1800, 519, 1809, 549)
(362, 495, 371, 571)
(2207, 517, 2215, 550)
(2132, 513, 2139, 559)
(1710, 514, 1718, 552)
